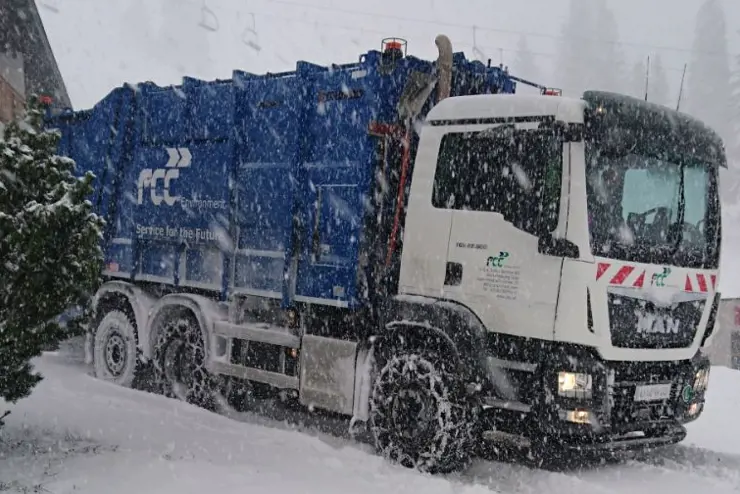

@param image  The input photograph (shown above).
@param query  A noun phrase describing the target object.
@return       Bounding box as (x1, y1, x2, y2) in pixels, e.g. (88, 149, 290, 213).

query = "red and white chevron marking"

(595, 261, 717, 293)
(684, 272, 717, 293)
(596, 262, 647, 287)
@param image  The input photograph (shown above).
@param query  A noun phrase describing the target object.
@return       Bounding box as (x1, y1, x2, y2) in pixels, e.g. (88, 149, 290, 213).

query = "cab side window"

(432, 128, 562, 237)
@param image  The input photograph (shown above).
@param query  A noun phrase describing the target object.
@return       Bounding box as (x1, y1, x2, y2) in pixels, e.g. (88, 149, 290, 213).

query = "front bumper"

(563, 424, 686, 454)
(479, 349, 710, 452)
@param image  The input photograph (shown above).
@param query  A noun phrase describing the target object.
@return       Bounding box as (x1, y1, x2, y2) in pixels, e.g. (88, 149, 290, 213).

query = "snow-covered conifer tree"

(0, 95, 104, 422)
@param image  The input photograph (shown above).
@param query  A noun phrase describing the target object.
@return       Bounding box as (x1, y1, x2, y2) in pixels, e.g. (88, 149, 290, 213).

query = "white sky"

(38, 0, 740, 109)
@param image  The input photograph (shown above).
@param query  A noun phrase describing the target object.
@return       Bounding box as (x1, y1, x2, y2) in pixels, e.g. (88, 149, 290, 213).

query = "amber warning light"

(381, 37, 407, 57)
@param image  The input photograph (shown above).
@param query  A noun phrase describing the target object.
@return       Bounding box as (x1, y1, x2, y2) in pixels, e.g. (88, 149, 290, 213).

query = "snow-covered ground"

(2, 341, 740, 493)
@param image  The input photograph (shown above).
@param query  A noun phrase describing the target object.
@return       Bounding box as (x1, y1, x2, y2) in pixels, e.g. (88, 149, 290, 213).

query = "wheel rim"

(104, 332, 128, 377)
(163, 338, 196, 391)
(372, 356, 448, 464)
(391, 387, 436, 440)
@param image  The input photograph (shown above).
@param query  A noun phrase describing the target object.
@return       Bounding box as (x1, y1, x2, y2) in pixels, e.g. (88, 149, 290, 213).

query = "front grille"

(607, 292, 705, 349)
(612, 359, 683, 383)
(611, 382, 678, 424)
(608, 360, 691, 427)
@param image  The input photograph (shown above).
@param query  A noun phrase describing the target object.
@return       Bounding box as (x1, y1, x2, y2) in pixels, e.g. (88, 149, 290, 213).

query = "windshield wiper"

(670, 166, 686, 256)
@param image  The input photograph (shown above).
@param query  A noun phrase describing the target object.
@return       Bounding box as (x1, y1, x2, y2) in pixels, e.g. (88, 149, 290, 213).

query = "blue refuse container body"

(49, 47, 518, 311)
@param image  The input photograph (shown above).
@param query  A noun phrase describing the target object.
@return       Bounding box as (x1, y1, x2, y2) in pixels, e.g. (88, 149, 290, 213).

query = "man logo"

(136, 147, 192, 206)
(635, 309, 680, 334)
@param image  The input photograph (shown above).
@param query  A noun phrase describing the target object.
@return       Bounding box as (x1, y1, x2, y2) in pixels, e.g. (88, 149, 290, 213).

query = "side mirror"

(538, 234, 580, 259)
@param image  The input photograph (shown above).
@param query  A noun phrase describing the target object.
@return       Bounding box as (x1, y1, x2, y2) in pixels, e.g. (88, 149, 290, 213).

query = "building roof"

(0, 0, 71, 108)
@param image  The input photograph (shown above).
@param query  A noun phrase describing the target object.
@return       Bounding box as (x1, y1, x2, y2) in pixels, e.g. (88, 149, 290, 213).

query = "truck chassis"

(86, 277, 706, 473)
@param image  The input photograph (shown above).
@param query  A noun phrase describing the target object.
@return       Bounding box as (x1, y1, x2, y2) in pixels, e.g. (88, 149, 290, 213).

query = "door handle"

(444, 262, 463, 286)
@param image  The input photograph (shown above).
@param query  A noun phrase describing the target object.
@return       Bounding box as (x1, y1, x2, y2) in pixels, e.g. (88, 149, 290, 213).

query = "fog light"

(688, 403, 701, 416)
(565, 409, 591, 424)
(558, 372, 593, 399)
(693, 368, 710, 393)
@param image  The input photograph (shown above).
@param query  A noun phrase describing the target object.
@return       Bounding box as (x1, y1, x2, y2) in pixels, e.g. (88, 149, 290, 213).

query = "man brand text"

(635, 310, 680, 334)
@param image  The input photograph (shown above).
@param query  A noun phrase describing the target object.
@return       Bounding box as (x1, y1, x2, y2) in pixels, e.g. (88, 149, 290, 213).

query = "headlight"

(564, 408, 592, 424)
(558, 372, 593, 399)
(693, 368, 710, 393)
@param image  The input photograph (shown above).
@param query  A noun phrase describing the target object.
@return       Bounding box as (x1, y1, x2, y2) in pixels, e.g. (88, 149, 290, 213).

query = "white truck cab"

(396, 88, 722, 460)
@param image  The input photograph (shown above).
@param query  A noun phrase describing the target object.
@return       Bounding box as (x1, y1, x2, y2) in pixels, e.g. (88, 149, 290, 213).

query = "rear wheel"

(151, 311, 217, 410)
(369, 352, 477, 474)
(217, 376, 254, 413)
(92, 309, 138, 387)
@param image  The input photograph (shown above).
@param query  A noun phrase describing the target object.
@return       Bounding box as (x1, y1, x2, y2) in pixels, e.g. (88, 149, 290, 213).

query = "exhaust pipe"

(435, 34, 453, 103)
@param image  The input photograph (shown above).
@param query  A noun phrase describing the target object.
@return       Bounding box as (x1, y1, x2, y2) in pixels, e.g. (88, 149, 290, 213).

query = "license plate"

(633, 383, 672, 402)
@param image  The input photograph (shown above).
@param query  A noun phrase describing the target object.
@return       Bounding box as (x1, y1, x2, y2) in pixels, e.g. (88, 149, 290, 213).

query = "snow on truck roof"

(426, 93, 586, 124)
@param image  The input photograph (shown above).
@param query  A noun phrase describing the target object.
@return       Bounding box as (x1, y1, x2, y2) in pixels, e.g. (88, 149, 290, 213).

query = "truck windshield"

(586, 144, 720, 269)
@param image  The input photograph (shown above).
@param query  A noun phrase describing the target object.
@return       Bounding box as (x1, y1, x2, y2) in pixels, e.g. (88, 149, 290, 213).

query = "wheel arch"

(377, 294, 491, 380)
(144, 293, 227, 367)
(353, 318, 467, 424)
(88, 281, 156, 365)
(378, 320, 461, 365)
(352, 295, 491, 423)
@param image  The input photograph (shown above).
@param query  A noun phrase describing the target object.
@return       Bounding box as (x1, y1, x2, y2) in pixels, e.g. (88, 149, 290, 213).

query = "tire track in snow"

(464, 459, 617, 494)
(465, 453, 740, 494)
(634, 444, 740, 487)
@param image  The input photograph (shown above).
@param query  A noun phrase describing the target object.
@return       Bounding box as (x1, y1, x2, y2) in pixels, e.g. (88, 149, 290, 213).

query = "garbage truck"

(48, 34, 724, 473)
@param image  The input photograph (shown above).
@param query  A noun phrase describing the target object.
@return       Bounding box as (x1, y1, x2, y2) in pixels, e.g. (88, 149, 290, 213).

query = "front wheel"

(369, 352, 477, 474)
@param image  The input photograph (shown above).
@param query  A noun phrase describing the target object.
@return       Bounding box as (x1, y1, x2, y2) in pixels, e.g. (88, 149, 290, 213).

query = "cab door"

(437, 124, 569, 341)
(397, 126, 454, 298)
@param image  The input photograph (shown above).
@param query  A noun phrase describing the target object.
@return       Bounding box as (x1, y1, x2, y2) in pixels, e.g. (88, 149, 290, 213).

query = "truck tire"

(151, 311, 217, 411)
(369, 352, 477, 474)
(92, 309, 139, 388)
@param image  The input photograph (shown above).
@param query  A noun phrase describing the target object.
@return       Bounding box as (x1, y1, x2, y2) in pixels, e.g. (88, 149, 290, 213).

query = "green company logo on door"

(486, 251, 510, 268)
